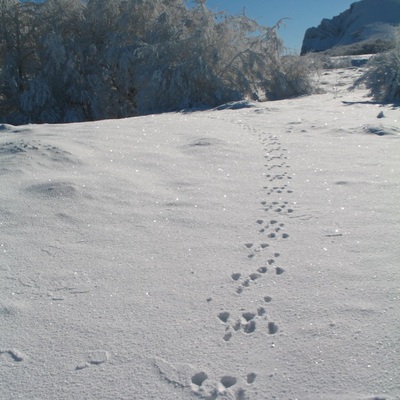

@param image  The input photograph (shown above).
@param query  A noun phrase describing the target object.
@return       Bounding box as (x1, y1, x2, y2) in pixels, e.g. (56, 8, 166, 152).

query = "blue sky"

(200, 0, 356, 52)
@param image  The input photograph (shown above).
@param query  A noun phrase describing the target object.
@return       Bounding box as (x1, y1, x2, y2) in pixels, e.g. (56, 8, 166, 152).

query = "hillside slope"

(301, 0, 400, 55)
(1, 59, 399, 399)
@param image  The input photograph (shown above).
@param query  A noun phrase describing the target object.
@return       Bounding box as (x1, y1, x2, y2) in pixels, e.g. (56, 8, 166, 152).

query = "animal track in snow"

(275, 267, 285, 275)
(268, 322, 279, 335)
(245, 241, 271, 259)
(258, 307, 267, 316)
(242, 279, 250, 288)
(76, 350, 110, 370)
(218, 311, 230, 323)
(234, 266, 270, 294)
(266, 162, 287, 171)
(220, 310, 279, 340)
(87, 350, 110, 365)
(257, 219, 290, 241)
(192, 371, 209, 386)
(242, 312, 256, 321)
(264, 184, 290, 195)
(0, 349, 25, 363)
(152, 354, 256, 400)
(220, 375, 237, 388)
(249, 273, 261, 281)
(262, 202, 293, 216)
(231, 273, 241, 281)
(223, 332, 233, 342)
(243, 320, 256, 334)
(216, 127, 289, 388)
(264, 171, 291, 183)
(246, 372, 257, 384)
(234, 253, 285, 295)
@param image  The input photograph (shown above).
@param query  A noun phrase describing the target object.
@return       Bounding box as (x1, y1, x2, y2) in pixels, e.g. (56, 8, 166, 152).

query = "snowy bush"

(0, 0, 316, 124)
(263, 53, 317, 100)
(354, 29, 400, 102)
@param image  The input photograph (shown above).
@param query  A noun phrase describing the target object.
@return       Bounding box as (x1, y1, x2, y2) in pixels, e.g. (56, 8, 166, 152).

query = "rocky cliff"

(301, 0, 400, 55)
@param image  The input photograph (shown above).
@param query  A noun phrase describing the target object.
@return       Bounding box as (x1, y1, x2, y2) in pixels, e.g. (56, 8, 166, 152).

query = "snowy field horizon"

(1, 58, 399, 399)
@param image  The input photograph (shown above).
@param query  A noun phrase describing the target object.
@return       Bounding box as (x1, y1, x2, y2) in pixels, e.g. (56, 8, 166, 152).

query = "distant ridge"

(301, 0, 400, 55)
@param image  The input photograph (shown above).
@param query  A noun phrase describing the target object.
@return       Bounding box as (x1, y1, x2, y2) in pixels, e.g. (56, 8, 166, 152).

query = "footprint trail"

(154, 117, 295, 398)
(219, 125, 295, 344)
(153, 357, 256, 400)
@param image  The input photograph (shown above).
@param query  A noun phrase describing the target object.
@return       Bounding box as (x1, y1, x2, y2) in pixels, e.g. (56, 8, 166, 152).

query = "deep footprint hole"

(220, 375, 237, 388)
(242, 312, 256, 322)
(257, 307, 266, 316)
(233, 321, 241, 331)
(218, 311, 230, 323)
(249, 273, 261, 281)
(223, 332, 232, 342)
(192, 372, 208, 386)
(231, 273, 241, 281)
(275, 267, 285, 275)
(268, 322, 279, 335)
(246, 372, 257, 384)
(243, 320, 256, 334)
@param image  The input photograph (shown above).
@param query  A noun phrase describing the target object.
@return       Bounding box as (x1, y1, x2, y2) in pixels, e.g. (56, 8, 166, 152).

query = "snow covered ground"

(1, 60, 399, 400)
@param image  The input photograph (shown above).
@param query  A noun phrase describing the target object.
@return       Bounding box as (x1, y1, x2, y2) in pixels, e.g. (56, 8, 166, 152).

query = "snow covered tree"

(0, 0, 40, 122)
(0, 0, 315, 123)
(354, 28, 400, 102)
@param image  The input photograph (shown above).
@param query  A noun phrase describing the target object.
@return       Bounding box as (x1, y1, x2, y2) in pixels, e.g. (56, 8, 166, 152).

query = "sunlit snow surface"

(1, 59, 399, 400)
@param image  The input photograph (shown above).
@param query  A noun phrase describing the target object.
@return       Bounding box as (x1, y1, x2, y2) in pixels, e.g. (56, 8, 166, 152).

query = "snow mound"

(362, 124, 400, 136)
(213, 100, 258, 111)
(0, 124, 14, 131)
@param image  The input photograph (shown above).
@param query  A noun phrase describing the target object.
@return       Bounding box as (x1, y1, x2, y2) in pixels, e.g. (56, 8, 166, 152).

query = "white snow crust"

(1, 60, 399, 400)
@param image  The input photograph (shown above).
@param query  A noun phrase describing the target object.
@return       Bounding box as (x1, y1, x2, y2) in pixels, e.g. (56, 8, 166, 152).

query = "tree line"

(0, 0, 314, 124)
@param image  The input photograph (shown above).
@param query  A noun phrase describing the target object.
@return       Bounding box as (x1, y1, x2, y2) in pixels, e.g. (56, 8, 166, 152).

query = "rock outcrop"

(301, 0, 400, 55)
